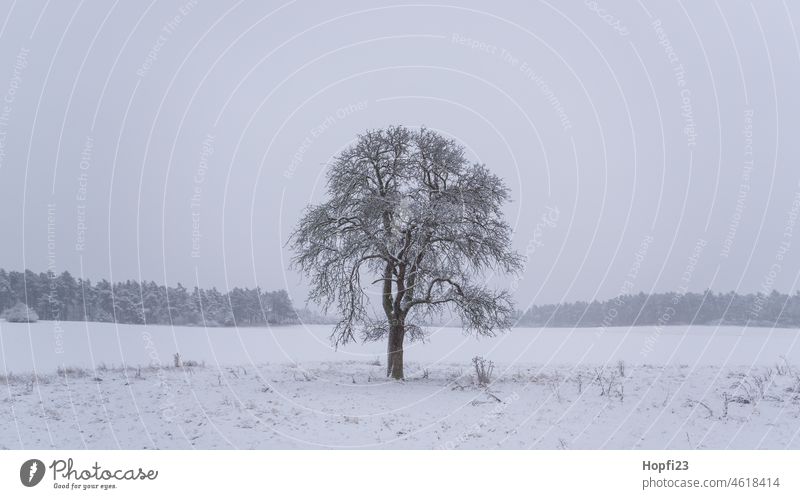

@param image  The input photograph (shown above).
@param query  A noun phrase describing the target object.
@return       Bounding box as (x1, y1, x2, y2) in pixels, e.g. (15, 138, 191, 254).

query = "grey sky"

(1, 0, 799, 310)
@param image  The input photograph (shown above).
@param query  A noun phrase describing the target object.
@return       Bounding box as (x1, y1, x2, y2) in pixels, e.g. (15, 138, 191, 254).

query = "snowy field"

(1, 321, 800, 449)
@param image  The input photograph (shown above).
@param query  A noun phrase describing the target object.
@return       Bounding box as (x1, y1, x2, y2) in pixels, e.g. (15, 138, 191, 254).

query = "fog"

(1, 0, 799, 312)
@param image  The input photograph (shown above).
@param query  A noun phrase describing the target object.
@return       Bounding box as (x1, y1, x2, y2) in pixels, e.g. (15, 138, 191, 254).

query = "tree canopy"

(291, 126, 523, 378)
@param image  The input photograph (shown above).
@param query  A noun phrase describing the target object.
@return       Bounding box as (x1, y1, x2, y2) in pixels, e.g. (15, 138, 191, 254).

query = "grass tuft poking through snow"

(2, 360, 800, 449)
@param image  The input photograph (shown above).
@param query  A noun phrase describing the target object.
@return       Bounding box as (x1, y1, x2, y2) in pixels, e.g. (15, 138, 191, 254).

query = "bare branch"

(290, 126, 522, 351)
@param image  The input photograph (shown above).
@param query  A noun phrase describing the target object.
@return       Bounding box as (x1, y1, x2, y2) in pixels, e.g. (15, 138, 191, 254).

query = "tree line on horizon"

(0, 268, 302, 326)
(517, 289, 800, 328)
(3, 268, 798, 329)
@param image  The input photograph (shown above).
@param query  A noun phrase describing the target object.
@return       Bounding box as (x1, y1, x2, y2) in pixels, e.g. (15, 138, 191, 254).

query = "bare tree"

(291, 126, 522, 379)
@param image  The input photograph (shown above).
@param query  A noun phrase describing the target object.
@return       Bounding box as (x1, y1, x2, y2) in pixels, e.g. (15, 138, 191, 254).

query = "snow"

(1, 321, 799, 449)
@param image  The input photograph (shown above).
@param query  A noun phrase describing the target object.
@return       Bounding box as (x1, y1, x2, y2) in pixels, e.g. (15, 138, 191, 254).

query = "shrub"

(173, 353, 199, 368)
(472, 356, 494, 386)
(2, 303, 39, 323)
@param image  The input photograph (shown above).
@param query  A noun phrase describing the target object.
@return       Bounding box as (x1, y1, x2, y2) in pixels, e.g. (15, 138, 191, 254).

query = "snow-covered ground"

(1, 321, 799, 449)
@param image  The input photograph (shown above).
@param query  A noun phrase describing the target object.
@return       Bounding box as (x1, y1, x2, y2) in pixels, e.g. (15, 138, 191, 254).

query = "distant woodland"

(517, 290, 800, 328)
(0, 268, 302, 326)
(2, 268, 798, 329)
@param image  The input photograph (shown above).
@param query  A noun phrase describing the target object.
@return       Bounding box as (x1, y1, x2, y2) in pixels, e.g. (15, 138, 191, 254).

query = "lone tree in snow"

(291, 126, 522, 379)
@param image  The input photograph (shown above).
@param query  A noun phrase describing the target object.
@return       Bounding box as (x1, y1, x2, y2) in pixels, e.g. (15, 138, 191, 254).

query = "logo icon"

(20, 459, 45, 487)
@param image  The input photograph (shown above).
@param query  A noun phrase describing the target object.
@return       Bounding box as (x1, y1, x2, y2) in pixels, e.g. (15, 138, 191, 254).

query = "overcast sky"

(0, 0, 799, 309)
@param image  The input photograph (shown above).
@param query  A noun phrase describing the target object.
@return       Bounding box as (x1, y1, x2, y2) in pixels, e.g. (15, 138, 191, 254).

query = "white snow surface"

(1, 321, 799, 449)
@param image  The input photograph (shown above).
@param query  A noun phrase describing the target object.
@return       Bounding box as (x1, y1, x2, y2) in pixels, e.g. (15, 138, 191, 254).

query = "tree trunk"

(386, 322, 405, 379)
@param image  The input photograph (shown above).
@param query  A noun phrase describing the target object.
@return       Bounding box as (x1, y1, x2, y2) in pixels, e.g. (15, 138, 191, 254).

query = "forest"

(517, 289, 800, 328)
(0, 268, 298, 326)
(3, 267, 799, 330)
